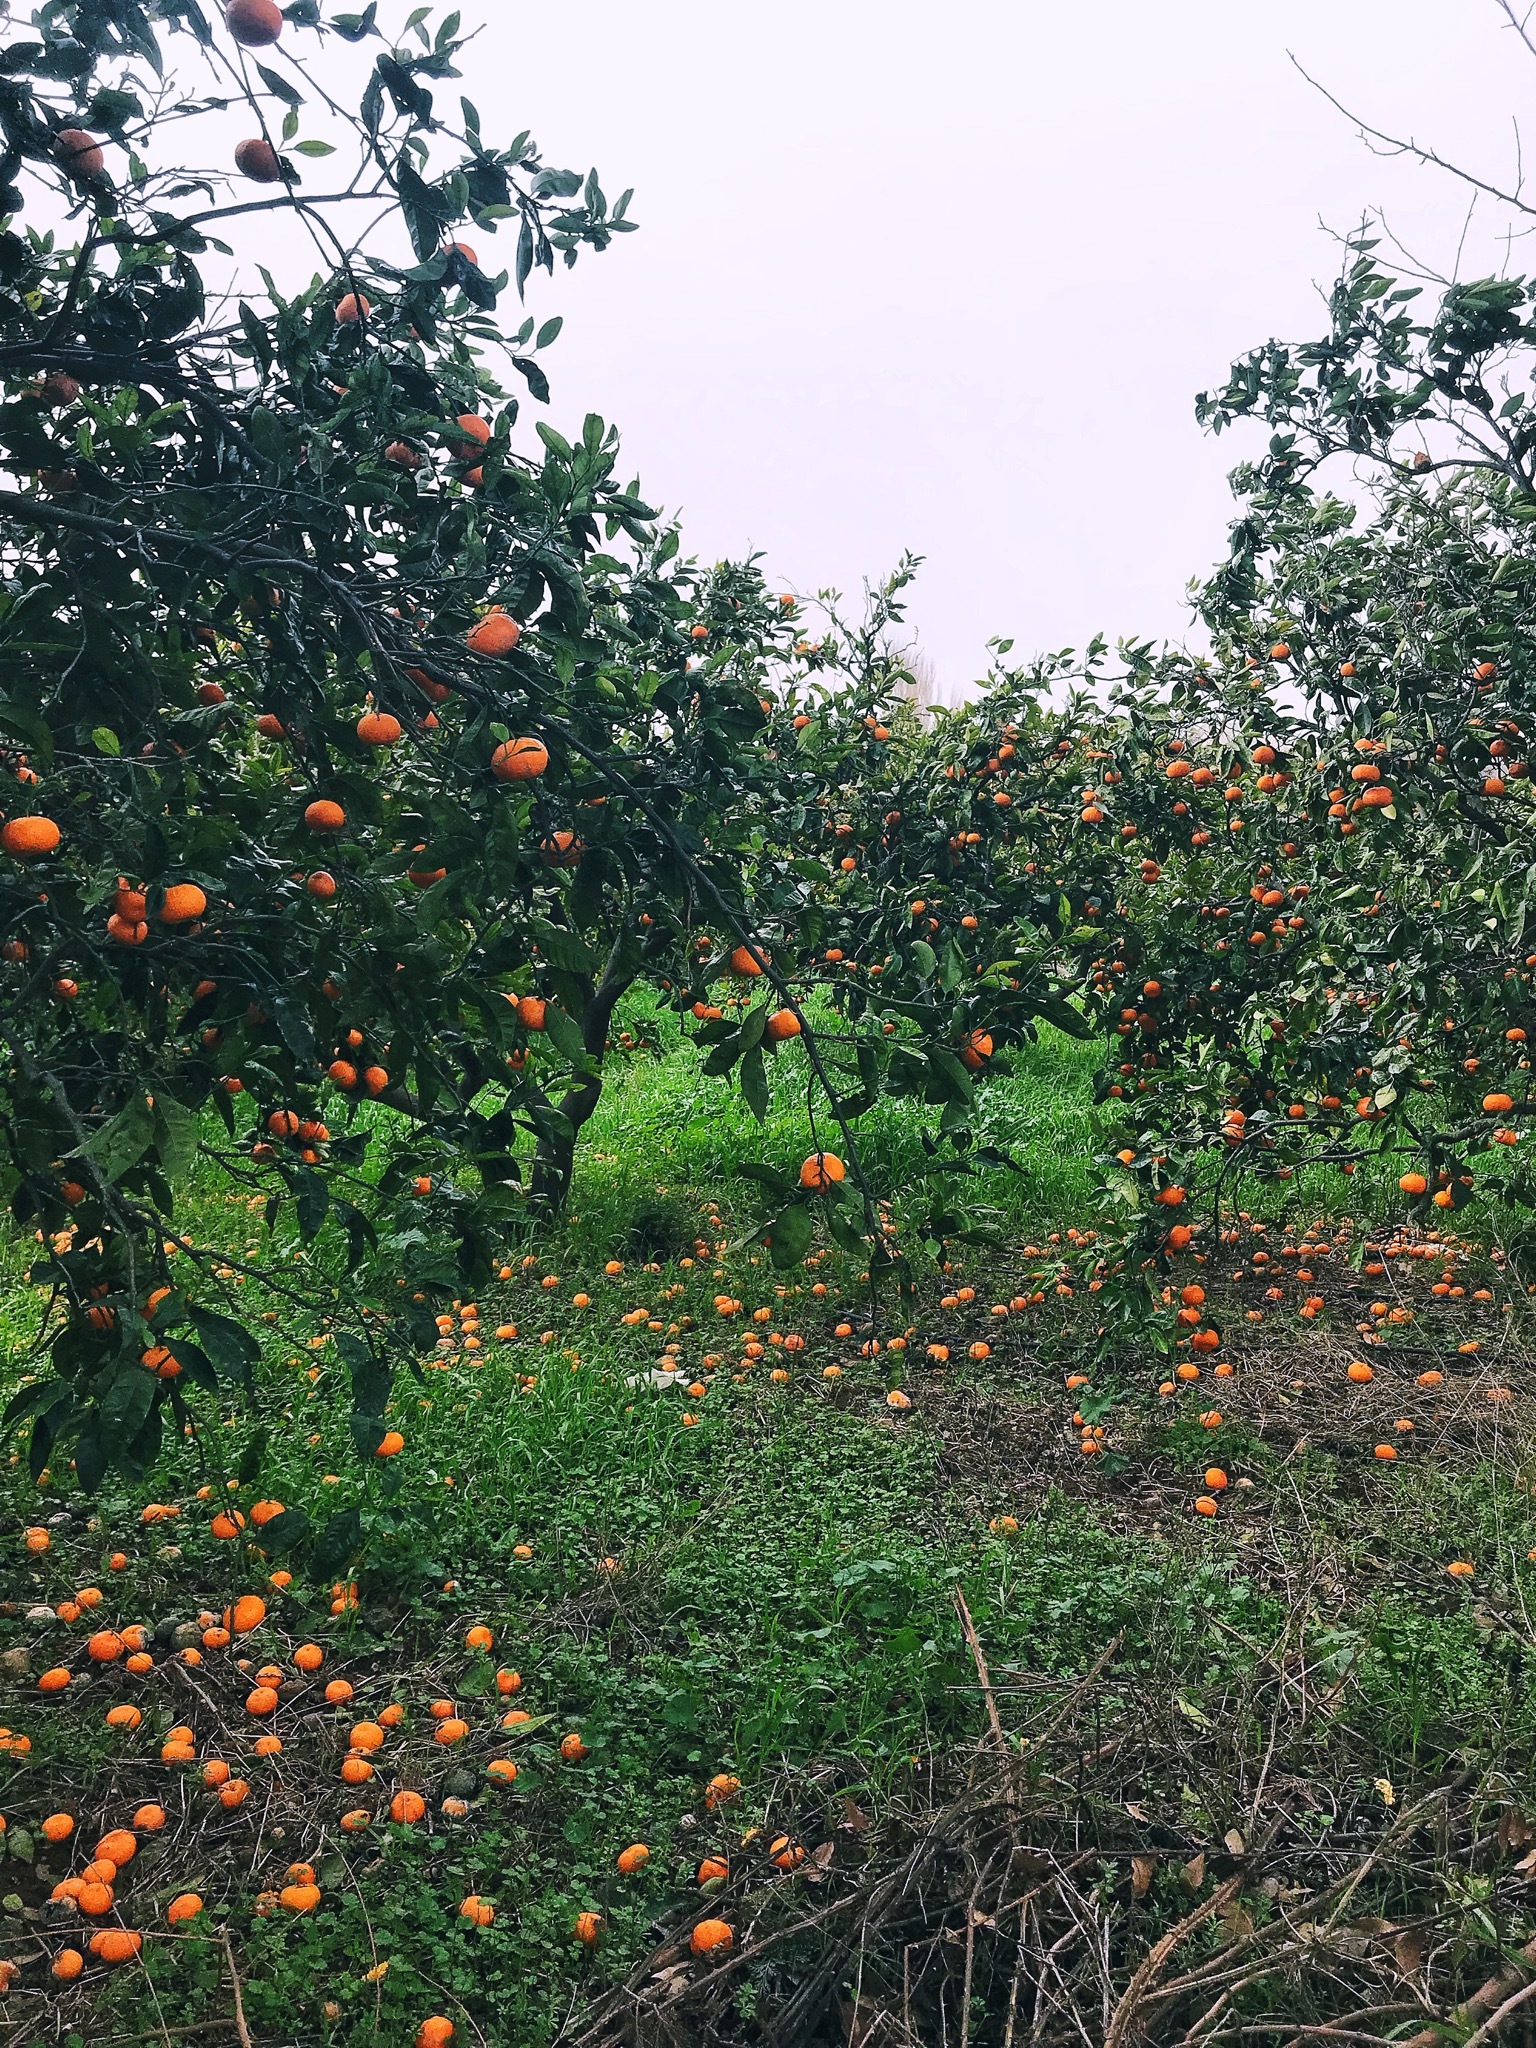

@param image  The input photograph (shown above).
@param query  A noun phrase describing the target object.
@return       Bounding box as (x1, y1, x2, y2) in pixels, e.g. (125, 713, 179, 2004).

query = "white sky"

(179, 2, 1534, 696)
(465, 0, 1526, 698)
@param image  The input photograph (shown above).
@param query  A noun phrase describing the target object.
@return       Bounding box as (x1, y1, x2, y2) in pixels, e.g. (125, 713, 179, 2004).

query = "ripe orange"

(959, 1028, 994, 1070)
(158, 882, 206, 923)
(690, 1917, 734, 1956)
(305, 799, 346, 833)
(234, 137, 282, 182)
(799, 1151, 845, 1191)
(1, 816, 60, 857)
(226, 0, 284, 45)
(491, 735, 547, 780)
(335, 291, 371, 324)
(356, 710, 401, 746)
(468, 610, 522, 657)
(54, 130, 105, 178)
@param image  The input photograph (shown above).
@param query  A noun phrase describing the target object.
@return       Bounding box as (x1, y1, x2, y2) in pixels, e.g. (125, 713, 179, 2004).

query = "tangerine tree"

(0, 0, 835, 1507)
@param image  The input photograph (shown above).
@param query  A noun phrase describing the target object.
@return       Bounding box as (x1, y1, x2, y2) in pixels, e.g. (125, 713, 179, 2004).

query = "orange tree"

(673, 569, 1135, 1273)
(0, 0, 833, 1513)
(986, 239, 1536, 1375)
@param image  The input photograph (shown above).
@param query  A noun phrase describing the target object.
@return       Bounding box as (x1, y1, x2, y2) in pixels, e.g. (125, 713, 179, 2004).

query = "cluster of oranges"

(3, 1520, 761, 2023)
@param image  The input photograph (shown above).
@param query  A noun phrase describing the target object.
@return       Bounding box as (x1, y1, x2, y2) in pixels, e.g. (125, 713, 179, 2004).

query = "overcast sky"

(213, 1, 1531, 696)
(456, 0, 1521, 697)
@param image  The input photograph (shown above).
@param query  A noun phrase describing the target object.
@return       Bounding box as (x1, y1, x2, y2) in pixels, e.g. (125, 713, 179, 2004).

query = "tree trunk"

(529, 935, 637, 1213)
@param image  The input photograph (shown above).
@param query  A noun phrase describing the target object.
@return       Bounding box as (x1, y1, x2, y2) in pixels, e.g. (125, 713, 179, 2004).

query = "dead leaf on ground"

(1181, 1852, 1206, 1893)
(1131, 1855, 1156, 1898)
(1394, 1931, 1425, 1976)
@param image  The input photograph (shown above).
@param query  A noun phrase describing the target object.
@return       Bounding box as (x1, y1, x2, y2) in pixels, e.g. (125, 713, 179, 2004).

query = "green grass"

(2, 1021, 1535, 2046)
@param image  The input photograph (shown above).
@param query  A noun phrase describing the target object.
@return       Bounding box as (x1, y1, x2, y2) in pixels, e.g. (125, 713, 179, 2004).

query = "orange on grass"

(168, 1892, 204, 1924)
(390, 1789, 426, 1824)
(617, 1843, 650, 1874)
(229, 1594, 266, 1634)
(690, 1918, 734, 1956)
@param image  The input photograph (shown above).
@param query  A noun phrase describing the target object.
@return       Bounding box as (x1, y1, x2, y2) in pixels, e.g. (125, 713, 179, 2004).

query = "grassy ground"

(2, 1021, 1535, 2047)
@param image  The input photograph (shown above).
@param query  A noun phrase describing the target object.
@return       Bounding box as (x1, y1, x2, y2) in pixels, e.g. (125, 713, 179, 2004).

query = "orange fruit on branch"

(234, 138, 282, 182)
(491, 736, 547, 780)
(226, 0, 284, 45)
(468, 610, 522, 658)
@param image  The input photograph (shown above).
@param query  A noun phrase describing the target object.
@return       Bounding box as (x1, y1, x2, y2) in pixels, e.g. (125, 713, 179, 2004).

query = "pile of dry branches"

(572, 1597, 1536, 2048)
